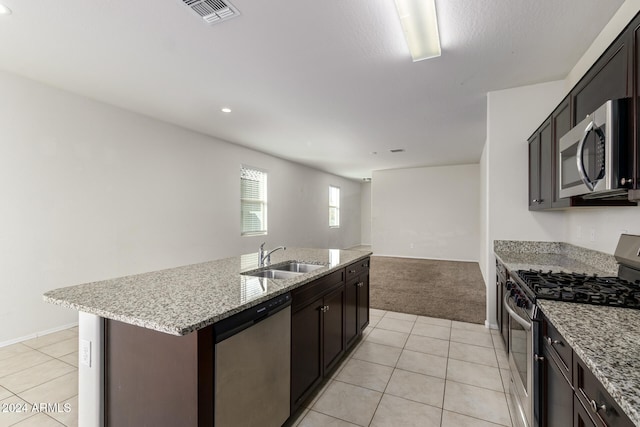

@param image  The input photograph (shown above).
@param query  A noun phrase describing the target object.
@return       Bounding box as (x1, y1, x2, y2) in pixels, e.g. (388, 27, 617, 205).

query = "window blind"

(241, 166, 267, 235)
(329, 185, 340, 228)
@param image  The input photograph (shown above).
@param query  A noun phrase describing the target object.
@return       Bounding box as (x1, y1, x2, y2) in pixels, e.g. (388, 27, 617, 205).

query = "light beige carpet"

(369, 256, 486, 324)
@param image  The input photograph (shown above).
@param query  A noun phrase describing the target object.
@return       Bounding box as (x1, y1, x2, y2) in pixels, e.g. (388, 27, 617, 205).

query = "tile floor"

(0, 310, 512, 427)
(286, 309, 514, 427)
(0, 328, 78, 427)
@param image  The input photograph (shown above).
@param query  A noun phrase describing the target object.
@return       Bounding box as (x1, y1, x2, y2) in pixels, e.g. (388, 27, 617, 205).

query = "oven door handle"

(504, 294, 531, 331)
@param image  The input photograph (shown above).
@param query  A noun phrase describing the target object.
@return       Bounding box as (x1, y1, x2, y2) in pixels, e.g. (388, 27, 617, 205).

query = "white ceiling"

(0, 0, 624, 180)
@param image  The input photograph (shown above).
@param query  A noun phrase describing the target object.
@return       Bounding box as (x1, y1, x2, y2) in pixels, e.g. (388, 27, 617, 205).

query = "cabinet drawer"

(573, 355, 634, 427)
(345, 258, 370, 280)
(292, 270, 344, 312)
(542, 317, 572, 376)
(574, 395, 597, 427)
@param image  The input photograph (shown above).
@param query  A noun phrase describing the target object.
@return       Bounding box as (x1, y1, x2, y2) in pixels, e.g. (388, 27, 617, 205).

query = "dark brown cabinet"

(551, 97, 572, 208)
(495, 260, 508, 349)
(290, 269, 346, 412)
(529, 118, 553, 210)
(345, 259, 370, 348)
(540, 315, 634, 427)
(631, 15, 640, 200)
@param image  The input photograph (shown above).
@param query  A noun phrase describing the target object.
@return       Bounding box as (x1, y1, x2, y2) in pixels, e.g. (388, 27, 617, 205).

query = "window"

(329, 185, 340, 228)
(241, 166, 267, 236)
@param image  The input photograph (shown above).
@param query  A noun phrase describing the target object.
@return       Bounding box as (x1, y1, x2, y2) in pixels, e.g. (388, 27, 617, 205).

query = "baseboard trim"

(373, 253, 479, 263)
(0, 321, 79, 348)
(485, 320, 498, 330)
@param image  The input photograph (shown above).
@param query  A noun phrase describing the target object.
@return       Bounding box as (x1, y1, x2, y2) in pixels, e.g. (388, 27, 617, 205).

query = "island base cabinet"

(104, 319, 213, 427)
(345, 259, 371, 348)
(290, 297, 323, 410)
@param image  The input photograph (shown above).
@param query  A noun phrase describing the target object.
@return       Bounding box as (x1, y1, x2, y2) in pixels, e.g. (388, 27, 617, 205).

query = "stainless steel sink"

(243, 269, 303, 280)
(271, 262, 325, 273)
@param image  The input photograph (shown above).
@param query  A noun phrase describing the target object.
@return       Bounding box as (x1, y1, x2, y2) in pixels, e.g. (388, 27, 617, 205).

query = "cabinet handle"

(348, 269, 357, 274)
(621, 177, 634, 186)
(545, 336, 562, 346)
(320, 305, 329, 313)
(356, 282, 364, 287)
(589, 399, 607, 414)
(532, 199, 540, 203)
(534, 354, 544, 362)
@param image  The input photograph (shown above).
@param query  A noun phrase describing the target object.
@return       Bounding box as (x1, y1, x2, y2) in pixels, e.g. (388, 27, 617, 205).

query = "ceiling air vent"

(182, 0, 240, 25)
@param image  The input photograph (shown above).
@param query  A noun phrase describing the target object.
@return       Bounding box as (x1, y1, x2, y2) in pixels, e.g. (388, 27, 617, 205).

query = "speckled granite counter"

(44, 248, 371, 336)
(494, 240, 639, 426)
(538, 300, 640, 426)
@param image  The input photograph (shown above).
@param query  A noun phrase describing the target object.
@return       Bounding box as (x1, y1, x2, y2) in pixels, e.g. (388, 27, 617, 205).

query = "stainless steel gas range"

(504, 234, 640, 427)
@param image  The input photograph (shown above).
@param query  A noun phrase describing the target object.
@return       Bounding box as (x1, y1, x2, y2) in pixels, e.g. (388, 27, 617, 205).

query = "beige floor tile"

(452, 321, 490, 333)
(448, 341, 498, 367)
(312, 381, 382, 426)
(397, 350, 447, 379)
(370, 309, 387, 317)
(375, 318, 415, 334)
(500, 369, 511, 393)
(0, 396, 35, 427)
(370, 394, 441, 427)
(11, 413, 64, 427)
(0, 359, 76, 394)
(368, 316, 383, 328)
(443, 381, 512, 426)
(335, 359, 393, 392)
(298, 410, 359, 426)
(385, 369, 445, 408)
(364, 329, 409, 349)
(37, 338, 78, 359)
(416, 316, 452, 327)
(0, 351, 54, 378)
(0, 344, 33, 363)
(21, 330, 77, 350)
(447, 359, 504, 392)
(0, 386, 12, 400)
(284, 407, 309, 427)
(58, 352, 78, 368)
(48, 395, 77, 427)
(441, 410, 506, 427)
(410, 323, 451, 340)
(351, 342, 402, 367)
(450, 328, 494, 348)
(304, 379, 334, 409)
(18, 371, 78, 406)
(405, 334, 449, 358)
(496, 350, 510, 370)
(383, 312, 418, 322)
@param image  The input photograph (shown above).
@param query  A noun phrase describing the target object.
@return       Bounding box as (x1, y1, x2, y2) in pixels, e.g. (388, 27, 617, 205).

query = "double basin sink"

(242, 261, 325, 280)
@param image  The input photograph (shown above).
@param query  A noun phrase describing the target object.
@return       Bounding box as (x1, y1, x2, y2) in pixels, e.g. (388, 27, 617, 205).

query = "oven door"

(505, 295, 535, 427)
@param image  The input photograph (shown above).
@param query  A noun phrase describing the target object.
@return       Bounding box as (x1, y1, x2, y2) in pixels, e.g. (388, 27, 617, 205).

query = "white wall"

(481, 80, 566, 327)
(360, 182, 372, 245)
(372, 164, 480, 261)
(0, 70, 361, 345)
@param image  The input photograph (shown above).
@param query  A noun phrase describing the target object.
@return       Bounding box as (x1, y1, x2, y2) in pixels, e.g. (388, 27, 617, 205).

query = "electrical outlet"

(80, 339, 91, 367)
(590, 229, 596, 242)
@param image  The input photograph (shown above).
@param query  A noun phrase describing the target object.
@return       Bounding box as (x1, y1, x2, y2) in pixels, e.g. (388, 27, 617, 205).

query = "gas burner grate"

(516, 270, 640, 309)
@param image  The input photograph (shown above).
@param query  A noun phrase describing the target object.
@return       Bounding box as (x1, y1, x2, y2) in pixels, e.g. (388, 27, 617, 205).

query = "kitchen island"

(495, 241, 640, 426)
(44, 247, 372, 427)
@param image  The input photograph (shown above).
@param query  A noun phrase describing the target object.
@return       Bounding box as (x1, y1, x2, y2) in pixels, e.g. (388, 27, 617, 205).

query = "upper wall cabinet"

(528, 10, 640, 208)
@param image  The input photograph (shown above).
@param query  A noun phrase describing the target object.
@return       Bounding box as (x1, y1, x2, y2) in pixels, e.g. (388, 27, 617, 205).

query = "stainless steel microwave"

(558, 99, 632, 199)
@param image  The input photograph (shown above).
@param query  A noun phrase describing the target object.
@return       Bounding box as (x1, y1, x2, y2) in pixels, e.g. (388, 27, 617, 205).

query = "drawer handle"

(356, 282, 364, 288)
(589, 399, 607, 414)
(348, 269, 357, 274)
(534, 354, 544, 362)
(320, 305, 329, 313)
(545, 336, 562, 346)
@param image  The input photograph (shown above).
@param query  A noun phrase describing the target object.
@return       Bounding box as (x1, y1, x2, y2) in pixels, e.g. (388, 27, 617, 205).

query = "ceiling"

(0, 0, 625, 180)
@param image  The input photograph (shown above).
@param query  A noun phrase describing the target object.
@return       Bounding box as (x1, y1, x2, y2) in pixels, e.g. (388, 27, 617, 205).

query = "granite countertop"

(538, 300, 640, 426)
(494, 240, 639, 426)
(44, 248, 371, 336)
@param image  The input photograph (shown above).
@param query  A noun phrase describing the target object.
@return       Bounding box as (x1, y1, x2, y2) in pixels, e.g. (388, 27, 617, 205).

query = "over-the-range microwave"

(558, 99, 633, 199)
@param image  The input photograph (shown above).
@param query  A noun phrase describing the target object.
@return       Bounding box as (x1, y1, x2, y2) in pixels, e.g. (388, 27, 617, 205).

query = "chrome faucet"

(258, 242, 286, 267)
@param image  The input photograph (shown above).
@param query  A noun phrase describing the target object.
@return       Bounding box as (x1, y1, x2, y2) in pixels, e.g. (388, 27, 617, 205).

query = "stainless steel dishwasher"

(213, 292, 291, 427)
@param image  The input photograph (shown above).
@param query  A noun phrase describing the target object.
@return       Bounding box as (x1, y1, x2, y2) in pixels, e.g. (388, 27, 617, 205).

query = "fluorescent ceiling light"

(0, 4, 12, 15)
(394, 0, 441, 61)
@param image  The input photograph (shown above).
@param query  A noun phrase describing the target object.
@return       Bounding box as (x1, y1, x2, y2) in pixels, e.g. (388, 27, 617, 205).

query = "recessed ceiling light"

(221, 107, 232, 113)
(0, 4, 12, 15)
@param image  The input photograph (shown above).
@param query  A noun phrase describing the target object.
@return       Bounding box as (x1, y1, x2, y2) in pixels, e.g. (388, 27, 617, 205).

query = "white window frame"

(240, 165, 268, 236)
(329, 185, 340, 228)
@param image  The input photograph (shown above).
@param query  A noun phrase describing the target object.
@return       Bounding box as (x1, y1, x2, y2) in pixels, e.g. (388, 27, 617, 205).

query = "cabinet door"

(633, 18, 640, 199)
(323, 285, 345, 373)
(575, 396, 597, 427)
(345, 276, 359, 348)
(291, 300, 323, 411)
(573, 34, 630, 124)
(529, 135, 541, 209)
(543, 347, 573, 427)
(356, 271, 370, 333)
(552, 97, 572, 208)
(539, 119, 553, 209)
